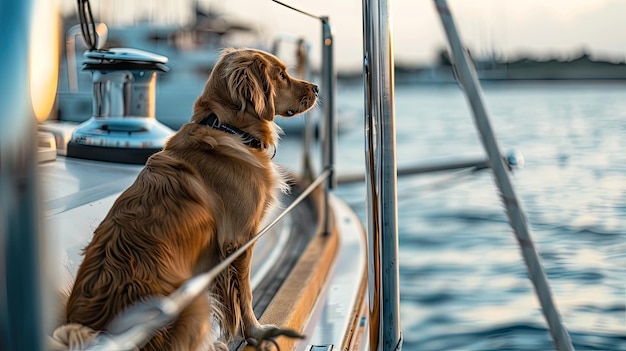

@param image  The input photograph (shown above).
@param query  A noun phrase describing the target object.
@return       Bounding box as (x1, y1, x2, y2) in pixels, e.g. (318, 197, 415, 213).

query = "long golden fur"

(52, 48, 318, 350)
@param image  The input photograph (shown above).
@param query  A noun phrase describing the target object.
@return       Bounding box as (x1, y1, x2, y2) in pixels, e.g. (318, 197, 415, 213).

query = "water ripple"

(334, 83, 626, 350)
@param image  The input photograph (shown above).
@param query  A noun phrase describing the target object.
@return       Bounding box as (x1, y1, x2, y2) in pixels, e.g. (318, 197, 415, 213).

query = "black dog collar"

(198, 113, 264, 150)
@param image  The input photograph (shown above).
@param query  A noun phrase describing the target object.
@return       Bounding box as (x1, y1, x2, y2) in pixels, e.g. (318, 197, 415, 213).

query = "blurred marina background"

(49, 1, 626, 349)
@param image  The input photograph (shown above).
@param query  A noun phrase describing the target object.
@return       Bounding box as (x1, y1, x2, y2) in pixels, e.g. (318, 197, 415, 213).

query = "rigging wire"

(400, 167, 483, 195)
(434, 1, 575, 350)
(77, 0, 97, 51)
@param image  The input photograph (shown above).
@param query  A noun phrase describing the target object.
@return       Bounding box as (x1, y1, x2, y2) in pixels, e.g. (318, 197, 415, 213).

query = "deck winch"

(66, 48, 174, 164)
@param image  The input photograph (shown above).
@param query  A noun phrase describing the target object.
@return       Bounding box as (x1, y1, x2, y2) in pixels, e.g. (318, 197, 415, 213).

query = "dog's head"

(193, 48, 318, 122)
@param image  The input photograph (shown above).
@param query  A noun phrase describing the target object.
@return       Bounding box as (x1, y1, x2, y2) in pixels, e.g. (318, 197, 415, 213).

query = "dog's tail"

(48, 287, 100, 350)
(48, 323, 99, 351)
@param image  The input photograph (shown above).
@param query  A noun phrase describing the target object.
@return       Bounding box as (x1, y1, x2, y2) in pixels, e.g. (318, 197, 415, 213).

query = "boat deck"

(40, 149, 368, 350)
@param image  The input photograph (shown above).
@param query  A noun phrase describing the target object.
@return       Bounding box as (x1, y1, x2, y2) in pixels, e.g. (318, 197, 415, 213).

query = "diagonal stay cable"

(85, 168, 332, 351)
(433, 1, 575, 351)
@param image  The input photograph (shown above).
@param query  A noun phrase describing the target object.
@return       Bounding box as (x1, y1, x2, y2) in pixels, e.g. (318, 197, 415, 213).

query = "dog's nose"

(312, 85, 319, 96)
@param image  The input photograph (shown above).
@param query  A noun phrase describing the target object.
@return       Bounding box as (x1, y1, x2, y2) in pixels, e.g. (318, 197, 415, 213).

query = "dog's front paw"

(245, 324, 303, 351)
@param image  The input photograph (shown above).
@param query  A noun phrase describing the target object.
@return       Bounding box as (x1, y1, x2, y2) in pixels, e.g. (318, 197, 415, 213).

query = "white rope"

(433, 1, 575, 350)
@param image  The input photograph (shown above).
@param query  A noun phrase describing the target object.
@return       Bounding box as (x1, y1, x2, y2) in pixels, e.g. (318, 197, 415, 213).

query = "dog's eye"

(279, 71, 286, 80)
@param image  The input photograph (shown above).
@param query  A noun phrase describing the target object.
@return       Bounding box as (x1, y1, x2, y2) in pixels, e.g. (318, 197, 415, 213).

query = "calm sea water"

(278, 81, 626, 350)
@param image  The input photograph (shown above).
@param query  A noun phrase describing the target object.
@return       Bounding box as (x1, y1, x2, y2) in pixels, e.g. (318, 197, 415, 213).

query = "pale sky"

(62, 0, 626, 70)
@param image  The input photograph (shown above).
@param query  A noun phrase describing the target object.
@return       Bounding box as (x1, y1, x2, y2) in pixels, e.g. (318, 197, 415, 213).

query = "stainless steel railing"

(362, 1, 403, 350)
(270, 0, 337, 235)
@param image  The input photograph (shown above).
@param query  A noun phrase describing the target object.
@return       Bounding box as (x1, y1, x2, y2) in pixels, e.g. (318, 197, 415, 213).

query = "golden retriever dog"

(52, 48, 318, 350)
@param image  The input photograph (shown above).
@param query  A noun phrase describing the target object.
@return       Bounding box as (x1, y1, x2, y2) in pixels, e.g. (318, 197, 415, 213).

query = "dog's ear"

(227, 53, 276, 121)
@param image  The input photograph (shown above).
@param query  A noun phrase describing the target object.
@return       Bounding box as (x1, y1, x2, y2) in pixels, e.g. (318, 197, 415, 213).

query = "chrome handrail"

(271, 0, 337, 236)
(320, 16, 337, 236)
(85, 169, 332, 350)
(362, 0, 403, 350)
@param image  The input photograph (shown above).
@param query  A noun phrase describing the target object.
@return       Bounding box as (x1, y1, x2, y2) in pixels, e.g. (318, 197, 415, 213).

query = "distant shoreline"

(335, 51, 626, 83)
